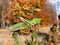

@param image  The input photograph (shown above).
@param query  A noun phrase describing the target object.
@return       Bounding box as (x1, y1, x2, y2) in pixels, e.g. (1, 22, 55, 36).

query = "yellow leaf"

(23, 5, 31, 10)
(34, 8, 41, 12)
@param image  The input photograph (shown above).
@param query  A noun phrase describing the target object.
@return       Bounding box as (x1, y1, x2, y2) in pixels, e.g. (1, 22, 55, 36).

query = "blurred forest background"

(0, 0, 58, 27)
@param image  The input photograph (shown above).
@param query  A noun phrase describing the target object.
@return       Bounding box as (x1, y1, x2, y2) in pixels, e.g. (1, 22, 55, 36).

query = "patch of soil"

(0, 29, 15, 45)
(0, 22, 60, 45)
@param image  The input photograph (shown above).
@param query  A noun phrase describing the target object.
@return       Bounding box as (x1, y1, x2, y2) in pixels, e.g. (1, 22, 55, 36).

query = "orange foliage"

(0, 0, 56, 26)
(0, 0, 57, 34)
(19, 28, 30, 34)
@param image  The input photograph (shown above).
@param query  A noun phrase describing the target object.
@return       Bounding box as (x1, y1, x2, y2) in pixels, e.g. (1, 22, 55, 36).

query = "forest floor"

(0, 19, 60, 45)
(0, 26, 60, 45)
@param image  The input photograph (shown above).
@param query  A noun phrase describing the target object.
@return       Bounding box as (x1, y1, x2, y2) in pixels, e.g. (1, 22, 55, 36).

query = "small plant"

(25, 30, 39, 45)
(12, 32, 21, 45)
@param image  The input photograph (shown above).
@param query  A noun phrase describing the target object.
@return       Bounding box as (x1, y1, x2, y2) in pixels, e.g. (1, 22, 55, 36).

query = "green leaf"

(12, 32, 21, 45)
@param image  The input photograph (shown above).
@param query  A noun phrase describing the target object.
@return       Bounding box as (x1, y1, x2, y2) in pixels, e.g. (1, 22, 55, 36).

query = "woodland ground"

(0, 19, 60, 45)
